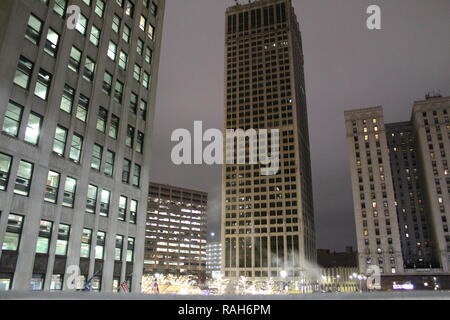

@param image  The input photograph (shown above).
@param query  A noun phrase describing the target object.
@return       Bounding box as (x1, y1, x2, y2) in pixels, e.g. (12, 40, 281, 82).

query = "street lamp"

(356, 275, 367, 292)
(349, 274, 366, 293)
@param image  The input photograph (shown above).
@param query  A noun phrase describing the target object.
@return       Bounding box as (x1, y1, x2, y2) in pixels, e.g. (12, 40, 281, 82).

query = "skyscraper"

(0, 0, 164, 292)
(145, 183, 207, 280)
(345, 95, 450, 277)
(344, 107, 405, 275)
(411, 95, 450, 272)
(385, 122, 434, 268)
(221, 0, 315, 285)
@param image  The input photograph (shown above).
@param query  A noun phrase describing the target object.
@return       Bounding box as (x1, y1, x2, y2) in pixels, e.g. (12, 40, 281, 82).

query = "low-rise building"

(144, 183, 207, 280)
(317, 247, 359, 292)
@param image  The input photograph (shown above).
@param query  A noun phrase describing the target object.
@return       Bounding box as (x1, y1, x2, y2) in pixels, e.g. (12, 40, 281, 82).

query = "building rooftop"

(317, 247, 358, 268)
(226, 0, 288, 13)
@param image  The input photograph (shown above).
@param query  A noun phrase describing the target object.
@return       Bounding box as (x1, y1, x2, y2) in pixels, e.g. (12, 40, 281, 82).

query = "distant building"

(345, 106, 405, 275)
(344, 95, 450, 288)
(317, 247, 359, 292)
(206, 242, 222, 279)
(385, 122, 435, 267)
(317, 246, 358, 268)
(144, 183, 207, 280)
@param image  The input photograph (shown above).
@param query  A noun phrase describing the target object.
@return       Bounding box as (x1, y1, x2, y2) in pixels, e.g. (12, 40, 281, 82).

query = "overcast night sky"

(149, 0, 450, 251)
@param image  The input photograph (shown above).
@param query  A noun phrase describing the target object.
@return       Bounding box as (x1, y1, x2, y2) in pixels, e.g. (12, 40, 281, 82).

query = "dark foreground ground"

(1, 291, 449, 300)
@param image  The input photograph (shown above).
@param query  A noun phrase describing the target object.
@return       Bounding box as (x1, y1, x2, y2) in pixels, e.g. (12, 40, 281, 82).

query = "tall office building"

(0, 0, 164, 292)
(222, 0, 316, 284)
(385, 122, 434, 267)
(344, 107, 405, 275)
(145, 183, 207, 280)
(345, 95, 450, 276)
(411, 95, 450, 272)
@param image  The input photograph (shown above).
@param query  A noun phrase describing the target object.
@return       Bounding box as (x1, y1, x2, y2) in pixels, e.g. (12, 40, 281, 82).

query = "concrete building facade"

(145, 183, 207, 280)
(411, 96, 450, 272)
(385, 122, 435, 267)
(345, 95, 450, 277)
(344, 107, 405, 275)
(221, 0, 316, 284)
(0, 0, 165, 292)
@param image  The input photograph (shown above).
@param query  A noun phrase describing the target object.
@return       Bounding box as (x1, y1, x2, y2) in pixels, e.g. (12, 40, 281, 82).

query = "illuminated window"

(53, 0, 67, 17)
(2, 101, 23, 137)
(62, 177, 77, 208)
(34, 69, 52, 100)
(115, 235, 124, 261)
(77, 94, 89, 122)
(89, 24, 101, 47)
(107, 41, 117, 61)
(102, 72, 113, 95)
(69, 134, 83, 163)
(60, 85, 74, 113)
(109, 115, 119, 140)
(25, 14, 43, 45)
(2, 214, 24, 251)
(143, 72, 150, 89)
(36, 220, 53, 254)
(14, 56, 34, 89)
(86, 185, 98, 214)
(83, 57, 96, 82)
(130, 200, 138, 224)
(118, 196, 128, 221)
(55, 224, 70, 255)
(119, 51, 128, 70)
(96, 107, 108, 132)
(139, 16, 146, 31)
(80, 228, 92, 258)
(68, 47, 81, 73)
(91, 144, 103, 171)
(44, 171, 60, 203)
(100, 190, 111, 217)
(104, 150, 115, 176)
(95, 231, 106, 260)
(122, 159, 131, 183)
(53, 126, 67, 156)
(95, 0, 105, 17)
(0, 153, 12, 191)
(133, 164, 141, 187)
(126, 237, 135, 262)
(45, 28, 60, 56)
(147, 24, 155, 41)
(76, 13, 88, 35)
(14, 161, 33, 196)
